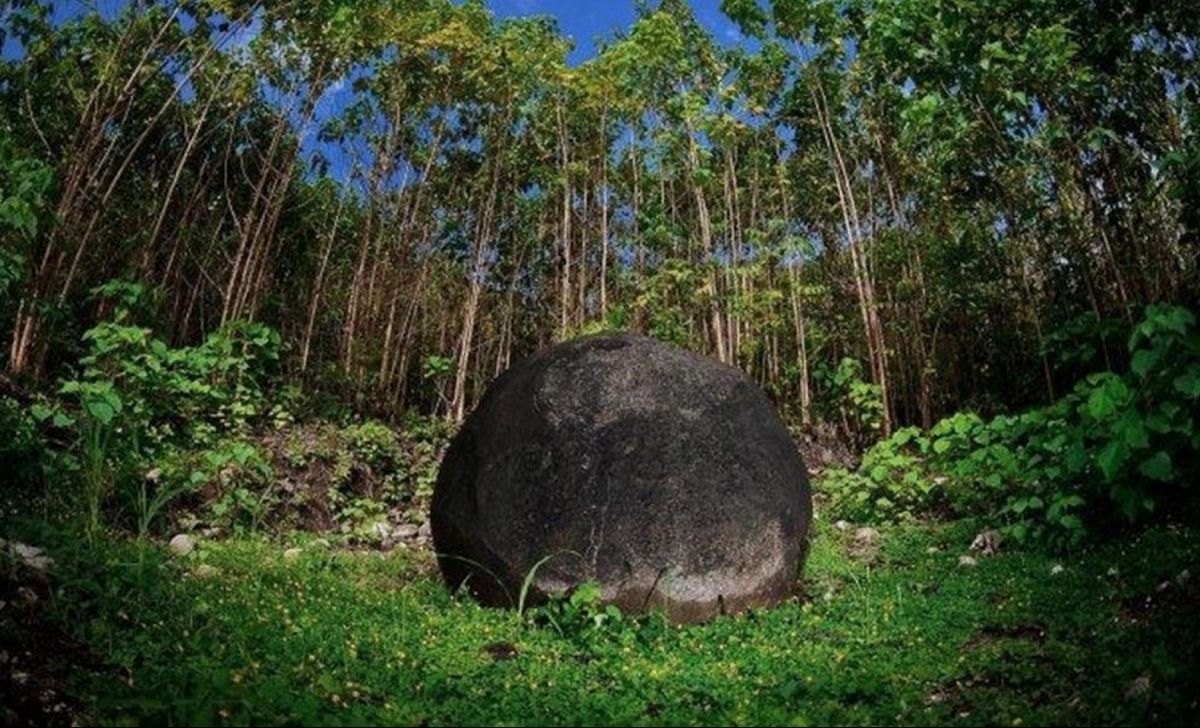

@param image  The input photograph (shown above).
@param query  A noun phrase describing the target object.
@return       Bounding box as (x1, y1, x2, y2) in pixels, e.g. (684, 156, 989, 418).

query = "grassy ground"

(5, 517, 1198, 726)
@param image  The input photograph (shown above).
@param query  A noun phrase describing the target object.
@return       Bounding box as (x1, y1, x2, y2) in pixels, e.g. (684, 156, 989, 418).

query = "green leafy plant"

(821, 305, 1200, 546)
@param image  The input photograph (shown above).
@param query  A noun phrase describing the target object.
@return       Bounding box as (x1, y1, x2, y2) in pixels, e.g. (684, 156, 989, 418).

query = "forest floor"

(2, 515, 1198, 726)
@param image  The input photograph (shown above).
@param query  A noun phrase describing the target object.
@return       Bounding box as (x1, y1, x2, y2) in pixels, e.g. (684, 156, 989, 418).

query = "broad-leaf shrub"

(822, 305, 1200, 545)
(44, 282, 283, 533)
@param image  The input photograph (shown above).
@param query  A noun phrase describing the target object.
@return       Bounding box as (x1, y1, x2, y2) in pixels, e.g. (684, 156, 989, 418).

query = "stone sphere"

(431, 333, 811, 623)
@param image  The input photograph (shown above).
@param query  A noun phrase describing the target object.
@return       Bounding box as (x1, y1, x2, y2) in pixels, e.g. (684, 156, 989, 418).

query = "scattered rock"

(168, 534, 195, 557)
(432, 333, 812, 623)
(1126, 674, 1151, 700)
(370, 522, 392, 540)
(2, 541, 53, 572)
(17, 586, 38, 606)
(854, 527, 879, 543)
(969, 529, 1001, 556)
(418, 520, 432, 539)
(393, 524, 420, 540)
(834, 520, 850, 532)
(283, 548, 302, 561)
(958, 555, 978, 568)
(848, 527, 881, 561)
(192, 564, 218, 579)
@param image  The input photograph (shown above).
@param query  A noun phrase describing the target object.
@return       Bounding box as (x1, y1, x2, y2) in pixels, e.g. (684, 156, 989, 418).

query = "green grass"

(12, 519, 1200, 726)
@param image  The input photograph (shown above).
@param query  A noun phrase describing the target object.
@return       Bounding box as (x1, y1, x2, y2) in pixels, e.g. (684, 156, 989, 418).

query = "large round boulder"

(431, 333, 811, 623)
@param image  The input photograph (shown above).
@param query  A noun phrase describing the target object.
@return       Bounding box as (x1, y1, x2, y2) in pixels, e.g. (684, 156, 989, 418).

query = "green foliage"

(813, 357, 885, 445)
(0, 131, 53, 298)
(29, 288, 285, 535)
(14, 520, 1199, 724)
(0, 395, 51, 494)
(633, 259, 703, 348)
(73, 285, 281, 447)
(199, 439, 276, 533)
(822, 306, 1200, 546)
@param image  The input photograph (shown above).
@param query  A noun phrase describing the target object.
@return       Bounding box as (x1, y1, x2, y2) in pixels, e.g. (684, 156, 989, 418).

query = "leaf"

(1097, 440, 1127, 481)
(1116, 412, 1150, 449)
(569, 581, 601, 608)
(1086, 378, 1127, 420)
(1138, 451, 1174, 482)
(1130, 348, 1159, 378)
(1174, 369, 1200, 398)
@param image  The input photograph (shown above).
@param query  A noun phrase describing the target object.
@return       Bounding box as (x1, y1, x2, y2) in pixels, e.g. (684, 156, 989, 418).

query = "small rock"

(371, 522, 392, 540)
(168, 534, 195, 557)
(970, 529, 1001, 556)
(853, 527, 879, 544)
(192, 564, 218, 579)
(847, 527, 881, 560)
(393, 524, 420, 540)
(8, 542, 53, 571)
(283, 548, 302, 561)
(145, 467, 163, 483)
(1126, 674, 1151, 700)
(958, 555, 978, 568)
(418, 520, 432, 539)
(1051, 564, 1065, 575)
(834, 520, 850, 532)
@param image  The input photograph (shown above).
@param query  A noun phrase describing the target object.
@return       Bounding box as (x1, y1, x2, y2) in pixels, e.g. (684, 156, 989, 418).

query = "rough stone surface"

(431, 333, 812, 623)
(167, 534, 195, 557)
(393, 524, 420, 540)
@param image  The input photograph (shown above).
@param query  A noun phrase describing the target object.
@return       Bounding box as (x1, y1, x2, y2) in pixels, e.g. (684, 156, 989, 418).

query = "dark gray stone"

(431, 333, 812, 623)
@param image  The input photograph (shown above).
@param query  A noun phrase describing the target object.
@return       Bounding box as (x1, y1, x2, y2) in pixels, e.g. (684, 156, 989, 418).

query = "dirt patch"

(963, 623, 1048, 650)
(793, 423, 858, 473)
(483, 642, 519, 661)
(1, 570, 97, 726)
(1118, 579, 1200, 624)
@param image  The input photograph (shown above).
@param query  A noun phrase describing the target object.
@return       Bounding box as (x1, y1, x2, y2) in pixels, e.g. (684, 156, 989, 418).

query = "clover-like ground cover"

(7, 517, 1197, 726)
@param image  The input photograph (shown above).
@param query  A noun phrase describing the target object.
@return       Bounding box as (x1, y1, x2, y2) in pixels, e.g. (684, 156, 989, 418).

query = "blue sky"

(488, 0, 745, 64)
(2, 1, 746, 62)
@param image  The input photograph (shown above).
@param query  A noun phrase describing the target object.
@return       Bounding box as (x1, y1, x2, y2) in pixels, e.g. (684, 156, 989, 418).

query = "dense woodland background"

(3, 0, 1196, 432)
